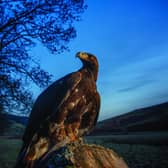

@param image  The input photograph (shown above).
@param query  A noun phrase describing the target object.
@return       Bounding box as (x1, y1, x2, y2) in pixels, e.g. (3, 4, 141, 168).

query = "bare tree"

(0, 0, 86, 114)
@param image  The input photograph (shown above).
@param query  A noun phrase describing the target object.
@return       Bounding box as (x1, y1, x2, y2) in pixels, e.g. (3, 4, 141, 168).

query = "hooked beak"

(76, 52, 89, 60)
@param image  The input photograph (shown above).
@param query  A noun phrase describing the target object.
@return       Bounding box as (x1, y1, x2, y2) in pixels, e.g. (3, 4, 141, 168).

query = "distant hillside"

(1, 102, 168, 137)
(91, 102, 168, 135)
(0, 113, 28, 137)
(3, 113, 28, 126)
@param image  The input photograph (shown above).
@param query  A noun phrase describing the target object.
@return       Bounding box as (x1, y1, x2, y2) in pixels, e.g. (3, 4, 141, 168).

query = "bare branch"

(0, 0, 86, 114)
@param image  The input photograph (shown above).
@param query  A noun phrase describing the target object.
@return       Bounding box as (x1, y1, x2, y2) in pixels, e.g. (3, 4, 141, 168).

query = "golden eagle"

(15, 52, 100, 167)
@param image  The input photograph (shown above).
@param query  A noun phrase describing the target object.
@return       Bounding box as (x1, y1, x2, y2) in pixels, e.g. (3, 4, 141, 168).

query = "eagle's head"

(76, 52, 99, 81)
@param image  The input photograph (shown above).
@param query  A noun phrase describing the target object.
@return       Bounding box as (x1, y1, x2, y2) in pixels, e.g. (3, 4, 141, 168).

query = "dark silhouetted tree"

(0, 0, 86, 114)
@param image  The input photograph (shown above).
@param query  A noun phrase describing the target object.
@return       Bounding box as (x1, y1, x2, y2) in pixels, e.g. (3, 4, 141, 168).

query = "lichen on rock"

(36, 139, 128, 168)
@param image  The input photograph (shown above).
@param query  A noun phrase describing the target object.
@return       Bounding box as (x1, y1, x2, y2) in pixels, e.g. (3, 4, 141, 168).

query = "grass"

(108, 143, 168, 168)
(0, 137, 21, 168)
(87, 131, 168, 145)
(0, 132, 168, 168)
(86, 135, 168, 168)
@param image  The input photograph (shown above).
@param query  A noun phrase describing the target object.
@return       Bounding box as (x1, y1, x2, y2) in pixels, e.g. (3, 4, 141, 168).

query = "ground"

(0, 137, 21, 168)
(0, 132, 168, 168)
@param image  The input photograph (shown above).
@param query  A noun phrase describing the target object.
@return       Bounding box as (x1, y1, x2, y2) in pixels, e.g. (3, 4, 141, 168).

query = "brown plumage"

(15, 52, 100, 168)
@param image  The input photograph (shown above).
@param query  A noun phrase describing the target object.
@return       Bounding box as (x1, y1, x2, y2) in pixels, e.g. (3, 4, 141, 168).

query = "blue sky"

(31, 0, 168, 120)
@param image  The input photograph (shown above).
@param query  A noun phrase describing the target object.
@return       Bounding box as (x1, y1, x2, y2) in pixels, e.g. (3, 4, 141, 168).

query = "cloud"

(117, 79, 156, 93)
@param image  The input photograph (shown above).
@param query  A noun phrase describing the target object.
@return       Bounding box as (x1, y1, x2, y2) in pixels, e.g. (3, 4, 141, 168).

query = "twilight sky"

(30, 0, 168, 120)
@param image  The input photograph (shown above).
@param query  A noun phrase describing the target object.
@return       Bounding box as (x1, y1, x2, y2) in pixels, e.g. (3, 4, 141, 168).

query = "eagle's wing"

(55, 73, 100, 138)
(21, 71, 100, 163)
(78, 91, 100, 136)
(23, 72, 82, 144)
(93, 91, 101, 126)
